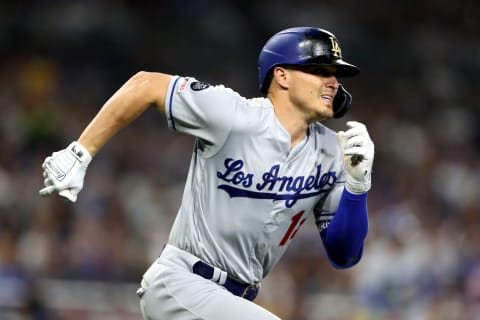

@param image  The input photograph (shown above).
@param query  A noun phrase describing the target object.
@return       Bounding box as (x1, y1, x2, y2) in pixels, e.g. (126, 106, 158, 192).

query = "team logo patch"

(190, 81, 210, 91)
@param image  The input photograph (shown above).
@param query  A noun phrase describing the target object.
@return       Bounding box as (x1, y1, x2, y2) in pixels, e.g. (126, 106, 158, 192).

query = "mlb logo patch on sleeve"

(178, 77, 190, 93)
(190, 81, 210, 91)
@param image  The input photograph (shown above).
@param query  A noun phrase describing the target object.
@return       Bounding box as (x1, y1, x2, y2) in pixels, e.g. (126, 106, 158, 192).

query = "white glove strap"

(346, 171, 371, 194)
(68, 141, 92, 163)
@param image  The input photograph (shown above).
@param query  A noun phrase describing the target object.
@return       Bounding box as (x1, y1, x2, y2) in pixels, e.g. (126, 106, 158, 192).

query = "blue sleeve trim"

(321, 188, 369, 269)
(342, 189, 368, 202)
(168, 77, 180, 131)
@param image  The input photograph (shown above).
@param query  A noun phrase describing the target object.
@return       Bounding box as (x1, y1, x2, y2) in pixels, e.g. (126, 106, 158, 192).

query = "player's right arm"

(79, 71, 172, 156)
(39, 71, 172, 202)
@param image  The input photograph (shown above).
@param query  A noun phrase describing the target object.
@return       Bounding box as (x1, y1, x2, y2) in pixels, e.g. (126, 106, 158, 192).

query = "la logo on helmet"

(329, 36, 342, 58)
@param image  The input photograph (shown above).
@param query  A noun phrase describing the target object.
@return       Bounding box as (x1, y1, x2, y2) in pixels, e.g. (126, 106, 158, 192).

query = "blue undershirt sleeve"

(320, 188, 369, 269)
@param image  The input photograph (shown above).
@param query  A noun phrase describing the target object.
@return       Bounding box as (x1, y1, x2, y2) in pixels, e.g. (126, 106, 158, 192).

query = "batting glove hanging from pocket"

(337, 121, 374, 194)
(39, 141, 92, 202)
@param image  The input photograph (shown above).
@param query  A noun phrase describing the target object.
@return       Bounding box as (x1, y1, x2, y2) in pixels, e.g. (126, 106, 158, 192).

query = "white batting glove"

(39, 141, 92, 202)
(337, 121, 374, 194)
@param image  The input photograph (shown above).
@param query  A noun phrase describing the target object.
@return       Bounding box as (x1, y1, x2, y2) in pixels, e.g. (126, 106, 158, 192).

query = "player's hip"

(137, 265, 278, 320)
(136, 245, 278, 320)
(142, 244, 261, 301)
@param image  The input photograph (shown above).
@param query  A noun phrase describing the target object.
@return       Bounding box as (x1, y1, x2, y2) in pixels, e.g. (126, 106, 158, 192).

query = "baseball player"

(39, 27, 374, 319)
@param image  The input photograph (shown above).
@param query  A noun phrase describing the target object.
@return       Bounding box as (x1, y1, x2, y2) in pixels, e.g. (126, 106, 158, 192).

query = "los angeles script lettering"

(216, 158, 336, 197)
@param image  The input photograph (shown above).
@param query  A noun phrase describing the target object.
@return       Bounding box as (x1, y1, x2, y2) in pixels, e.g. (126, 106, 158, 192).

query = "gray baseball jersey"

(164, 76, 346, 284)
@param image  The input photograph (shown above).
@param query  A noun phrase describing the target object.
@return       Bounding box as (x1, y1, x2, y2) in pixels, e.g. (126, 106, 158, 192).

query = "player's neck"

(268, 96, 309, 149)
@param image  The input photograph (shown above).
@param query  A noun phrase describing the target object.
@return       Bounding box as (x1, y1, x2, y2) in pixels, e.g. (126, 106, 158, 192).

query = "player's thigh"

(196, 285, 281, 320)
(139, 263, 280, 320)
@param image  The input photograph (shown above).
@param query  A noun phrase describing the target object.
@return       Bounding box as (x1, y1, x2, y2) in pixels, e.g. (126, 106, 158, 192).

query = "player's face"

(286, 65, 340, 121)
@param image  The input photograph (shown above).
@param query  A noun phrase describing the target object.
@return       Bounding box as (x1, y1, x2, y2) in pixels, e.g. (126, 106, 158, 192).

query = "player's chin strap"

(333, 85, 352, 118)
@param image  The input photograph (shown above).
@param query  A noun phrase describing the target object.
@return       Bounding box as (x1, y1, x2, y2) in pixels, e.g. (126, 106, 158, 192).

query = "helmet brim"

(325, 60, 360, 78)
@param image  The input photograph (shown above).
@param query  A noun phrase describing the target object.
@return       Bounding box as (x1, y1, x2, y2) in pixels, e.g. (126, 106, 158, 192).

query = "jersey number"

(279, 210, 306, 246)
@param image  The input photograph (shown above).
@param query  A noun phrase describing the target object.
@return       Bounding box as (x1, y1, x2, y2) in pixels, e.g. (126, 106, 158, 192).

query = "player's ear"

(271, 66, 289, 91)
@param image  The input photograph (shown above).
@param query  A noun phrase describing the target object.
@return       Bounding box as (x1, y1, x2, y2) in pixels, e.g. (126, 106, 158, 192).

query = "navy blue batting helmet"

(258, 27, 359, 118)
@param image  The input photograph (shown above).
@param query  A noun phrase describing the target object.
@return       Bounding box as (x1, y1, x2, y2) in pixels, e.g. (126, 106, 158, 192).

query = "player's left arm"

(320, 189, 369, 268)
(319, 121, 374, 268)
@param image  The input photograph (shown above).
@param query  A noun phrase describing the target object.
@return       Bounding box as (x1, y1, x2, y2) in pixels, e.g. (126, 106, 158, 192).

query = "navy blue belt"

(192, 261, 260, 301)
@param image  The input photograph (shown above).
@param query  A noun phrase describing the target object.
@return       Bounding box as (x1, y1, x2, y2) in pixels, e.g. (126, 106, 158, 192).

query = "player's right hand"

(39, 141, 92, 203)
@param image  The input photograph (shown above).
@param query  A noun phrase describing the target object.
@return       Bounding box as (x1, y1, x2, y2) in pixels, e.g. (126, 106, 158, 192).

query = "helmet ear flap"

(333, 85, 352, 118)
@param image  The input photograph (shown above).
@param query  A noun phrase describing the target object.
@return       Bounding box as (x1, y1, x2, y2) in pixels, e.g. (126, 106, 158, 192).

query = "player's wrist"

(67, 141, 92, 165)
(345, 174, 371, 194)
(342, 187, 369, 199)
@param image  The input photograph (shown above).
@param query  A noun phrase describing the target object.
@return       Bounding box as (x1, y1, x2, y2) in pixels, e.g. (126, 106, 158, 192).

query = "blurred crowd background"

(0, 1, 479, 319)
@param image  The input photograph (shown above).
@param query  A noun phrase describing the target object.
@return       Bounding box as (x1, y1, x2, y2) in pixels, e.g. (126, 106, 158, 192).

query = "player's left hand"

(39, 141, 92, 202)
(337, 121, 374, 194)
